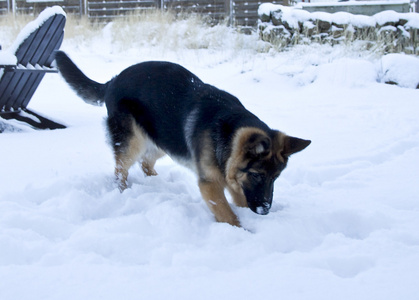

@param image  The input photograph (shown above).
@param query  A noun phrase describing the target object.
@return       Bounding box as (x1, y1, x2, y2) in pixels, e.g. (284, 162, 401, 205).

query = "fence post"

(83, 0, 88, 16)
(10, 0, 16, 15)
(224, 0, 233, 25)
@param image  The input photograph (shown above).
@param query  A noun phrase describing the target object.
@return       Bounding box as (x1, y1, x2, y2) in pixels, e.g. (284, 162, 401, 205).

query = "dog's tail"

(54, 51, 107, 106)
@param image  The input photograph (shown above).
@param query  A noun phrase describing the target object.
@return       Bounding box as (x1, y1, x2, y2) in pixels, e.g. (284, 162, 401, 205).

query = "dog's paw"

(141, 162, 158, 176)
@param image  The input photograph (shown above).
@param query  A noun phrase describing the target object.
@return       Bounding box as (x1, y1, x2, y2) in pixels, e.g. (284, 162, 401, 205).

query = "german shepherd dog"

(55, 51, 311, 227)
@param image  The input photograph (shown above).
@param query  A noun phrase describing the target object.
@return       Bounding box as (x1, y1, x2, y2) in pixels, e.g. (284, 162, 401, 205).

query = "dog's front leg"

(199, 180, 241, 227)
(227, 187, 248, 208)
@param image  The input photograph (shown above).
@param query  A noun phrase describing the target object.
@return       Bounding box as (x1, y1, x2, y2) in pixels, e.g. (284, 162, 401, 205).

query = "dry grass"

(1, 10, 264, 55)
(0, 14, 35, 47)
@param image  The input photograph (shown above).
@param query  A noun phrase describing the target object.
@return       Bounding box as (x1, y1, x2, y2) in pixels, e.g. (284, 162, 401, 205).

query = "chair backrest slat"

(20, 73, 46, 109)
(0, 72, 23, 110)
(0, 10, 66, 112)
(0, 72, 14, 108)
(32, 16, 66, 67)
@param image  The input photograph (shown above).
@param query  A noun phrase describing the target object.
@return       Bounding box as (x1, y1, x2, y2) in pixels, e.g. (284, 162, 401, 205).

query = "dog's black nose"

(249, 203, 271, 215)
(256, 205, 270, 215)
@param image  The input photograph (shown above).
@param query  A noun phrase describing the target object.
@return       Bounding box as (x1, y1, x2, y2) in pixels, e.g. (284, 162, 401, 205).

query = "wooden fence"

(0, 0, 285, 26)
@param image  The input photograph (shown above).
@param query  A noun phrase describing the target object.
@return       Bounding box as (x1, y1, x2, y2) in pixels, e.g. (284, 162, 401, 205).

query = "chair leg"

(0, 109, 66, 130)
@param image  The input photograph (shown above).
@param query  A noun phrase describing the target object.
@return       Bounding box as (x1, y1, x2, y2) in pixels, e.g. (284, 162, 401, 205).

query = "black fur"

(55, 51, 270, 171)
(54, 51, 311, 226)
(55, 51, 107, 106)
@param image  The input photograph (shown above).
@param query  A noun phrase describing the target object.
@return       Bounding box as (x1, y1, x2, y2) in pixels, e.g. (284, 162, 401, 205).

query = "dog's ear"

(246, 132, 271, 157)
(282, 135, 311, 157)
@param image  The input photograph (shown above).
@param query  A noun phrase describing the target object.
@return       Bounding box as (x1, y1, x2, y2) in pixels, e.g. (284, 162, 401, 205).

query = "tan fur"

(197, 127, 274, 227)
(195, 132, 241, 226)
(57, 52, 311, 227)
(198, 180, 240, 227)
(141, 146, 165, 177)
(272, 131, 287, 163)
(225, 127, 268, 195)
(116, 123, 308, 227)
(227, 186, 247, 208)
(141, 161, 158, 176)
(114, 120, 144, 191)
(222, 129, 293, 220)
(115, 119, 165, 191)
(197, 131, 225, 184)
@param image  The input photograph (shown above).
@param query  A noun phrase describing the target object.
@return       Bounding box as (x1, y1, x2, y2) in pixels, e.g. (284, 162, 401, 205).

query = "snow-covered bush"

(258, 4, 419, 53)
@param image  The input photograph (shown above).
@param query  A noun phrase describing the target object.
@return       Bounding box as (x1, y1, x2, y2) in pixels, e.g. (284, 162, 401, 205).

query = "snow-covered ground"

(1, 18, 419, 300)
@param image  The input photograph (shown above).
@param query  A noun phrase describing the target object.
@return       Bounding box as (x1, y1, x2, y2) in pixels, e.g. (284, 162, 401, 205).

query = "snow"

(380, 53, 419, 88)
(0, 6, 64, 79)
(1, 18, 419, 300)
(374, 10, 403, 25)
(0, 51, 17, 65)
(297, 0, 411, 7)
(259, 3, 419, 28)
(7, 6, 66, 55)
(0, 51, 17, 78)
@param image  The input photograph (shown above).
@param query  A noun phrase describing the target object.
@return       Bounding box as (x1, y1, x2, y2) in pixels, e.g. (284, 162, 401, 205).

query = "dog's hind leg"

(115, 144, 141, 191)
(108, 116, 146, 191)
(141, 148, 165, 176)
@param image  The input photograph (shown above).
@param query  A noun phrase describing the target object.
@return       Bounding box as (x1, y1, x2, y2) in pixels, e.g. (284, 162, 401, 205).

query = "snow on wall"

(258, 4, 419, 53)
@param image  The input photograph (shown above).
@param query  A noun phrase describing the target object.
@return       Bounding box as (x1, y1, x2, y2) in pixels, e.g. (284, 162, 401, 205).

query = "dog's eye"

(249, 172, 263, 183)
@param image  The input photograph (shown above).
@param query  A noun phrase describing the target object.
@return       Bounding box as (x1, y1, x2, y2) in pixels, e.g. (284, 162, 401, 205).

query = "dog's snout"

(248, 201, 271, 215)
(256, 205, 270, 215)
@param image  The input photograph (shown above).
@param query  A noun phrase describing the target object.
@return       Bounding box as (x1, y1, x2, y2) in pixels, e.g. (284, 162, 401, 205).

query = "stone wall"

(258, 4, 419, 54)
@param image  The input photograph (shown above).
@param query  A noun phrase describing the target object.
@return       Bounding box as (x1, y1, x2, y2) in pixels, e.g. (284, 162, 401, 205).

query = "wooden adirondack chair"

(0, 6, 66, 131)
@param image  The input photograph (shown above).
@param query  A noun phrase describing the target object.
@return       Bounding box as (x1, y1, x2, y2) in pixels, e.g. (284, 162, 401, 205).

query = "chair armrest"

(0, 51, 18, 67)
(14, 63, 58, 73)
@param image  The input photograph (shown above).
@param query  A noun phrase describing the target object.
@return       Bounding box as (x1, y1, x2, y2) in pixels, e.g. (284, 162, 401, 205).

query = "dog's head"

(226, 128, 311, 215)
